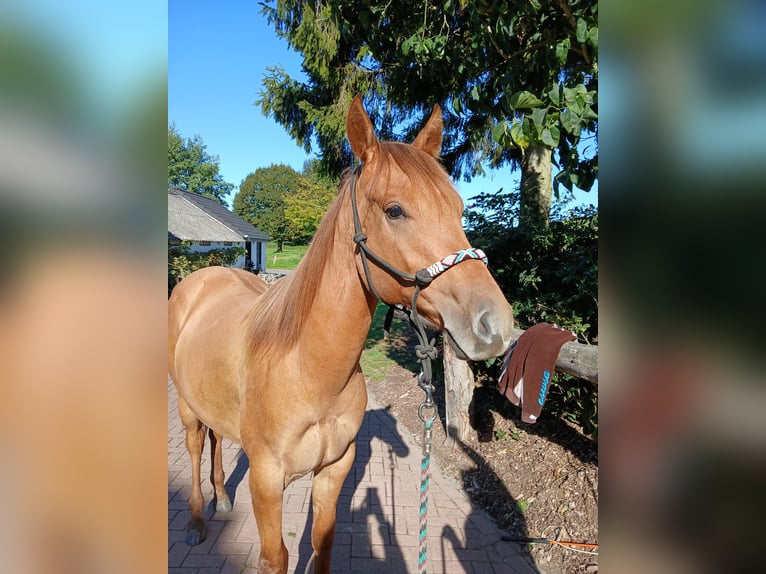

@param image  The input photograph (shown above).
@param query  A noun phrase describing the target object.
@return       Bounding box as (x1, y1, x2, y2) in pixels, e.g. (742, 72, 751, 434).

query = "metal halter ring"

(418, 401, 436, 424)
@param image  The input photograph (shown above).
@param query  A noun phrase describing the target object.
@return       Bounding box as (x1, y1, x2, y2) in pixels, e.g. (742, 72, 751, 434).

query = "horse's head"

(346, 95, 514, 360)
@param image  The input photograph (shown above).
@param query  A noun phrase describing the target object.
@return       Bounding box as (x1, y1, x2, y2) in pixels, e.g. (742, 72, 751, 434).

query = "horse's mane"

(243, 141, 460, 365)
(243, 170, 352, 364)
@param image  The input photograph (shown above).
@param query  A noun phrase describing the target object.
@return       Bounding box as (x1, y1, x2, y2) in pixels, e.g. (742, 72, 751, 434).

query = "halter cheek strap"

(349, 165, 488, 300)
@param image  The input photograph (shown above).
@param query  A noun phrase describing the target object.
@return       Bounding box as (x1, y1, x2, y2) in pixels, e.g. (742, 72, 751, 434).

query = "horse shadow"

(440, 435, 543, 573)
(294, 407, 410, 572)
(189, 407, 412, 572)
(222, 448, 250, 508)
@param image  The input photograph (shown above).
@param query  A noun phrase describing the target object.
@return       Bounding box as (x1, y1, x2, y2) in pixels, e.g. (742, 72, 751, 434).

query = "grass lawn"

(360, 304, 421, 381)
(265, 242, 309, 270)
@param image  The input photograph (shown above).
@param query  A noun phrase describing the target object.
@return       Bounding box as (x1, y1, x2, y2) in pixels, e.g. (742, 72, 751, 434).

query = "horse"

(167, 94, 515, 574)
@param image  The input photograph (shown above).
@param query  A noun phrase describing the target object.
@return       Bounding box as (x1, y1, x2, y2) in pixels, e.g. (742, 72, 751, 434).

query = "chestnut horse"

(168, 95, 514, 573)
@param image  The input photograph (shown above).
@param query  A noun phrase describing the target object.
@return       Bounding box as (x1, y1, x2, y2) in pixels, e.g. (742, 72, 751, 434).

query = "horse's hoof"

(185, 524, 207, 546)
(216, 497, 233, 513)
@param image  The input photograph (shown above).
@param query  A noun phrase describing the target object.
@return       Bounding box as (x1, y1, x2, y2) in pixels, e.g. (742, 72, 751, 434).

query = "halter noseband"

(348, 164, 488, 406)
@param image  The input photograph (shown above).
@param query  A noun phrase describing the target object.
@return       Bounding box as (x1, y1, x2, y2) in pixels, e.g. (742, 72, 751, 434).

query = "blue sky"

(169, 1, 597, 209)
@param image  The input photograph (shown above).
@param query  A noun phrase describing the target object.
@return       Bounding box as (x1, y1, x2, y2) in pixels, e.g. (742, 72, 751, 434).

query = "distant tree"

(233, 164, 301, 251)
(168, 123, 234, 206)
(284, 160, 337, 242)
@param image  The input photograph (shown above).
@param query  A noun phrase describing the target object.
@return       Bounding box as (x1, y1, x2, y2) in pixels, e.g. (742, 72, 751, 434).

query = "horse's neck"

(263, 196, 376, 387)
(299, 226, 376, 368)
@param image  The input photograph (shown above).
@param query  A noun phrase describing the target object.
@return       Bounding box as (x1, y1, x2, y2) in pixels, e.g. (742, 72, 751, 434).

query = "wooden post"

(443, 339, 476, 444)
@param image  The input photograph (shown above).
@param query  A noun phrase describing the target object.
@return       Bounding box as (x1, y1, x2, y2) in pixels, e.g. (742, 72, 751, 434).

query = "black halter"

(348, 164, 488, 416)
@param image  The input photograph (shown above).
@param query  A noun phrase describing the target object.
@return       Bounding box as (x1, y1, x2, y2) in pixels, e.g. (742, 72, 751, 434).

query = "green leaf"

(491, 121, 507, 144)
(549, 125, 560, 146)
(509, 121, 527, 148)
(581, 105, 598, 121)
(507, 90, 544, 111)
(433, 35, 447, 55)
(555, 38, 570, 64)
(402, 35, 414, 56)
(569, 171, 580, 188)
(530, 107, 546, 127)
(588, 26, 598, 48)
(548, 84, 561, 107)
(470, 84, 481, 101)
(576, 18, 588, 43)
(554, 170, 573, 193)
(542, 126, 559, 147)
(452, 96, 463, 114)
(568, 96, 585, 116)
(559, 109, 576, 133)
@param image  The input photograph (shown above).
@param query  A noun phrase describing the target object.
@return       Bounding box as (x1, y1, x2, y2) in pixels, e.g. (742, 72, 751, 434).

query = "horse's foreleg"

(177, 395, 207, 546)
(249, 464, 288, 574)
(208, 429, 232, 512)
(310, 441, 357, 574)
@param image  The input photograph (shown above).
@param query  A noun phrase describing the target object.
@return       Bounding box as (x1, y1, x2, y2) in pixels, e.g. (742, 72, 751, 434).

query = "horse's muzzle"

(444, 299, 514, 361)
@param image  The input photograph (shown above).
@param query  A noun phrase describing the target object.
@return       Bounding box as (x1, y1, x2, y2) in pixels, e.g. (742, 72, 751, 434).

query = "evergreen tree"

(168, 123, 234, 206)
(257, 0, 597, 227)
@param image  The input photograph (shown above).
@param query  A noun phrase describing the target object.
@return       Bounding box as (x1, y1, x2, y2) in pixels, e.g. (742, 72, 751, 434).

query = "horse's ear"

(412, 104, 443, 158)
(347, 94, 379, 164)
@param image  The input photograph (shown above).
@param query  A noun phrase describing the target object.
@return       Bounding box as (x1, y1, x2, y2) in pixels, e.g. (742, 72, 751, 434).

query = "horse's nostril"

(475, 309, 496, 343)
(479, 311, 492, 334)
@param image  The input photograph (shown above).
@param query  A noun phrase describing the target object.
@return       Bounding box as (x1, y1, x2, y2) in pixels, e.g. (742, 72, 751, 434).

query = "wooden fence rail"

(444, 327, 598, 443)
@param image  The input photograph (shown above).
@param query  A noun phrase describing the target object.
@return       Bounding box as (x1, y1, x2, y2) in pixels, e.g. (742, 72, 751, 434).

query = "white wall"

(184, 240, 267, 271)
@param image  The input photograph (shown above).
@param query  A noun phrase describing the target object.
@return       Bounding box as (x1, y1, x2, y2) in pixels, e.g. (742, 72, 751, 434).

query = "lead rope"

(348, 164, 488, 574)
(417, 371, 435, 574)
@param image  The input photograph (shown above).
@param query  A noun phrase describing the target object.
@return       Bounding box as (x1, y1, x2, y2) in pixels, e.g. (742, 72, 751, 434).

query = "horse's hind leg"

(208, 429, 232, 512)
(310, 441, 357, 573)
(177, 395, 208, 546)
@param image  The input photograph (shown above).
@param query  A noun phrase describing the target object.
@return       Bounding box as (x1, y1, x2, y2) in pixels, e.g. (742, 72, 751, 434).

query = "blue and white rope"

(424, 248, 488, 279)
(418, 415, 434, 574)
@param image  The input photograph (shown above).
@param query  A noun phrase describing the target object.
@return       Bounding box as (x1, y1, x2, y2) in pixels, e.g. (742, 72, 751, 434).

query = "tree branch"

(557, 0, 591, 64)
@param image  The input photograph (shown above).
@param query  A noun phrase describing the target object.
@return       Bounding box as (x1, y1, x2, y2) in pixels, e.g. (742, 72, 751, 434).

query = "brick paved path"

(168, 379, 540, 573)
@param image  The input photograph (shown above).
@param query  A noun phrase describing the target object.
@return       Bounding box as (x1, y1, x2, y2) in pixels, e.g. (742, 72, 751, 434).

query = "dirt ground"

(364, 336, 598, 574)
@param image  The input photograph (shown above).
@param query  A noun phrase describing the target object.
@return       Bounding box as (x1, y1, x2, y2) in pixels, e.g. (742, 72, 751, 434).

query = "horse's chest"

(290, 416, 361, 475)
(301, 413, 360, 467)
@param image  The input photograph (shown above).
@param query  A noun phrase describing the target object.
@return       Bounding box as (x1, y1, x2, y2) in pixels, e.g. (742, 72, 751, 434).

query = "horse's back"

(168, 266, 268, 353)
(168, 266, 269, 441)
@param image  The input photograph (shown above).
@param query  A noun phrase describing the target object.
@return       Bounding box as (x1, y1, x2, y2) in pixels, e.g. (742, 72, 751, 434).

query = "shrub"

(168, 242, 246, 294)
(465, 191, 598, 435)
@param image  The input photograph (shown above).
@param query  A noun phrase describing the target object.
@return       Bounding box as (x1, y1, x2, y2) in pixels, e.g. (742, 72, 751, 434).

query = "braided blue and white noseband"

(424, 248, 488, 279)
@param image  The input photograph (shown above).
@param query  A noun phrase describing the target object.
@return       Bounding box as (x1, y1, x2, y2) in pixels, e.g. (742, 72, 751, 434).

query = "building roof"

(168, 188, 270, 242)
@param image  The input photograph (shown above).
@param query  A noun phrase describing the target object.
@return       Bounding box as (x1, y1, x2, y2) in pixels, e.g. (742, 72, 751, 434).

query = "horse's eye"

(385, 204, 405, 219)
